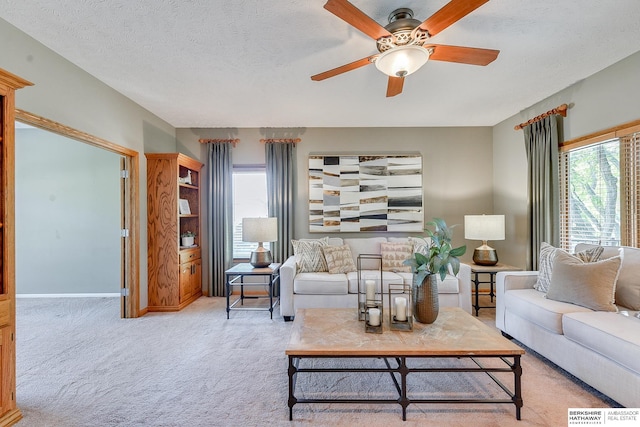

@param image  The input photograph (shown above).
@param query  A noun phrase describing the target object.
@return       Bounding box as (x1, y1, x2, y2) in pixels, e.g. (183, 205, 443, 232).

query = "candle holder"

(357, 254, 383, 321)
(365, 304, 383, 334)
(388, 283, 413, 331)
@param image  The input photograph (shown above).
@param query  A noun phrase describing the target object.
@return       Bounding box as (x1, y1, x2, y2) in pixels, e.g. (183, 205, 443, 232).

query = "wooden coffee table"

(286, 307, 524, 421)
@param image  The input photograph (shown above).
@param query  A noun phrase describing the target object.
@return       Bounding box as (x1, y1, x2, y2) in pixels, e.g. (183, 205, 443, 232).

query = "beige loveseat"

(496, 244, 640, 407)
(280, 237, 472, 320)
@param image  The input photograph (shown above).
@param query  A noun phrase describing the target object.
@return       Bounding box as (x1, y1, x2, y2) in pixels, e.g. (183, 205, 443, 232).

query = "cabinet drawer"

(180, 248, 201, 264)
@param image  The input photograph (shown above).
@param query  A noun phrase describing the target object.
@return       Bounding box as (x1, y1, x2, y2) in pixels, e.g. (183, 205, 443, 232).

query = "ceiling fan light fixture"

(375, 45, 430, 78)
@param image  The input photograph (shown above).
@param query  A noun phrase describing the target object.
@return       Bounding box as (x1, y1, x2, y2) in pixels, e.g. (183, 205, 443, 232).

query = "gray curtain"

(207, 142, 233, 296)
(524, 115, 560, 270)
(265, 142, 296, 263)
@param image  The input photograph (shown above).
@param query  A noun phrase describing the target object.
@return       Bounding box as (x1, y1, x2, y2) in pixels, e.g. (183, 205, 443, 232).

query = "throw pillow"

(615, 247, 640, 310)
(534, 242, 557, 292)
(546, 250, 622, 312)
(291, 237, 329, 273)
(409, 237, 430, 256)
(322, 245, 357, 274)
(576, 244, 640, 310)
(380, 242, 413, 272)
(534, 243, 604, 292)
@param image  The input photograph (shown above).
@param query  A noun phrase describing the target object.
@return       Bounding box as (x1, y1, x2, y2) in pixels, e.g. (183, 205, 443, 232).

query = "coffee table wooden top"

(285, 307, 524, 357)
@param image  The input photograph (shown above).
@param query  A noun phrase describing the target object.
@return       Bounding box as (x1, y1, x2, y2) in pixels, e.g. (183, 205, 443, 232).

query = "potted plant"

(403, 218, 466, 323)
(181, 231, 195, 247)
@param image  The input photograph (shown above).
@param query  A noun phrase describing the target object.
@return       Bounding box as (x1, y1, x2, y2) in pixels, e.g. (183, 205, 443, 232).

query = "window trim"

(560, 119, 640, 151)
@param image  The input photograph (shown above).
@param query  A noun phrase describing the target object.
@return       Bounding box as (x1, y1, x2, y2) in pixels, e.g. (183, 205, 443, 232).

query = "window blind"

(560, 139, 620, 251)
(620, 132, 640, 247)
(560, 131, 640, 251)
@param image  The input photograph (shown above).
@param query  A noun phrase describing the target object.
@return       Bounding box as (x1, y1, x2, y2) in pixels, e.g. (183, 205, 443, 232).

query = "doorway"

(14, 109, 140, 318)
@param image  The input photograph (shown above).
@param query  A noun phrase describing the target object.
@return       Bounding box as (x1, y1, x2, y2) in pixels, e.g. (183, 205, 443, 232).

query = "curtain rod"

(514, 104, 568, 130)
(260, 138, 301, 144)
(198, 138, 240, 147)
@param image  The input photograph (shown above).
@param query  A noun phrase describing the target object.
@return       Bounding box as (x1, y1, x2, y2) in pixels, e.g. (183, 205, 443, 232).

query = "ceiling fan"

(311, 0, 499, 97)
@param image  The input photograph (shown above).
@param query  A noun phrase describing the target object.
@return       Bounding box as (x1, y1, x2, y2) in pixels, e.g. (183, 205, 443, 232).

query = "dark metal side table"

(467, 263, 520, 316)
(225, 263, 281, 319)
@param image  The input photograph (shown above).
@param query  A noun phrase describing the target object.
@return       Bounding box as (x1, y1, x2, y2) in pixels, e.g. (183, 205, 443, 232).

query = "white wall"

(492, 51, 640, 268)
(16, 127, 121, 294)
(1, 17, 178, 308)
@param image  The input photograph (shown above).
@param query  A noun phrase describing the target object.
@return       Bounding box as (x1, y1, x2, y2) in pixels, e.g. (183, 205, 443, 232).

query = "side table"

(225, 263, 281, 319)
(467, 263, 521, 316)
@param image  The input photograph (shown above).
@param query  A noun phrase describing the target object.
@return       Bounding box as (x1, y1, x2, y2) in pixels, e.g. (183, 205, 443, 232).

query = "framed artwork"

(179, 199, 191, 215)
(309, 154, 423, 232)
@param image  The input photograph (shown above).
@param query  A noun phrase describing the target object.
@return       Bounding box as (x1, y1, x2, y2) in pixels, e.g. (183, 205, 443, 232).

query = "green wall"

(492, 51, 640, 268)
(16, 127, 122, 295)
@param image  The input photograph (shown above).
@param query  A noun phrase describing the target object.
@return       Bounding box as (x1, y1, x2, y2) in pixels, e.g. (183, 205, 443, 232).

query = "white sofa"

(280, 237, 472, 320)
(496, 244, 640, 408)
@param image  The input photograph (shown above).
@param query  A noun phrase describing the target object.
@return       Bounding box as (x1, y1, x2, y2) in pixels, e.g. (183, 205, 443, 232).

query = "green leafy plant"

(181, 231, 195, 238)
(403, 218, 466, 285)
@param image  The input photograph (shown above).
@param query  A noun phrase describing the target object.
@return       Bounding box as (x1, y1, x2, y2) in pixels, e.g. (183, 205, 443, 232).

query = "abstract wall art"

(309, 154, 423, 232)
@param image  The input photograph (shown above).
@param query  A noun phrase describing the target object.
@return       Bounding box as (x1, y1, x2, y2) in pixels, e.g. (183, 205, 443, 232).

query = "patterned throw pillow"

(380, 242, 413, 273)
(534, 243, 557, 292)
(291, 237, 329, 273)
(409, 237, 430, 256)
(322, 245, 357, 274)
(535, 242, 604, 292)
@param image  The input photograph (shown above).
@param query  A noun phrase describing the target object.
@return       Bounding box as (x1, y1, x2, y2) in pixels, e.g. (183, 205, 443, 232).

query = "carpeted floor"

(15, 296, 617, 426)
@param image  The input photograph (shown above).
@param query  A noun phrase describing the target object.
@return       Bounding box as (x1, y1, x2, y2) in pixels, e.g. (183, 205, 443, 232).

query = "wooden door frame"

(14, 109, 141, 318)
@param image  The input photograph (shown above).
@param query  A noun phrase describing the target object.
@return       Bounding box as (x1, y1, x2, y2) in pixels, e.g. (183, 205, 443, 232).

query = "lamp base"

(472, 244, 498, 266)
(250, 248, 273, 268)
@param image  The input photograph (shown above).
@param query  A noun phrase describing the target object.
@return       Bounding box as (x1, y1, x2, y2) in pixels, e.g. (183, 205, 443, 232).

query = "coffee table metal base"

(287, 354, 522, 421)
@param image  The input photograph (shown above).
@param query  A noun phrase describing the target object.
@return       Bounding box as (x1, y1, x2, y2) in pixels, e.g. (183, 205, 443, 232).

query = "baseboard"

(16, 293, 120, 298)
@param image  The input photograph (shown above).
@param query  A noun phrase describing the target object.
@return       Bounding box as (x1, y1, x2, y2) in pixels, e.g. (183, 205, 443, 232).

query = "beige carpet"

(15, 296, 617, 426)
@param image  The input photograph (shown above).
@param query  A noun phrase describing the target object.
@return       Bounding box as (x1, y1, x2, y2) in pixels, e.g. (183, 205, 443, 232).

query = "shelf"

(179, 214, 199, 219)
(180, 245, 199, 250)
(179, 183, 199, 190)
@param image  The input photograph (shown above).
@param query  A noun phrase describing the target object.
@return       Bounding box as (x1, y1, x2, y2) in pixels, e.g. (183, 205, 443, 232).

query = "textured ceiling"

(1, 0, 640, 128)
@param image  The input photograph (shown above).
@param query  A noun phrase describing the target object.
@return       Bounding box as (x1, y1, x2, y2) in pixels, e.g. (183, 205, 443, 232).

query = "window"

(560, 128, 640, 251)
(232, 167, 269, 259)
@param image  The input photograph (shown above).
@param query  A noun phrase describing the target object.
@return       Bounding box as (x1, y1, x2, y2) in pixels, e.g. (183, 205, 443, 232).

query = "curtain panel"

(524, 115, 560, 270)
(207, 142, 233, 296)
(265, 142, 296, 263)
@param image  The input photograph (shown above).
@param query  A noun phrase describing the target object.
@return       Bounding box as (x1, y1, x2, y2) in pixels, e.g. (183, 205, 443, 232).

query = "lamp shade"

(375, 45, 430, 77)
(242, 217, 278, 243)
(464, 215, 505, 241)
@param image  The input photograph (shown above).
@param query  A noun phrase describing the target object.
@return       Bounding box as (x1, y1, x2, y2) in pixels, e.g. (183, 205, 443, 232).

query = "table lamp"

(464, 215, 505, 266)
(242, 217, 278, 268)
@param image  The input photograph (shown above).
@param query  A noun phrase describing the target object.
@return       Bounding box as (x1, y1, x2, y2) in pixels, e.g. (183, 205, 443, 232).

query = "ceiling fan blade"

(386, 76, 404, 97)
(311, 55, 377, 81)
(419, 0, 490, 37)
(426, 44, 499, 66)
(324, 0, 393, 40)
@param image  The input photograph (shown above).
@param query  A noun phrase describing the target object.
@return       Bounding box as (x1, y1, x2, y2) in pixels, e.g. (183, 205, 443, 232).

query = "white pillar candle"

(394, 297, 407, 321)
(365, 280, 376, 305)
(368, 308, 381, 326)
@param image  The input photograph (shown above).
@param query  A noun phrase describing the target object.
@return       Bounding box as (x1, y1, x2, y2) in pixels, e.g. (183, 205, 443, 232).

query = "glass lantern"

(357, 254, 383, 321)
(388, 282, 413, 331)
